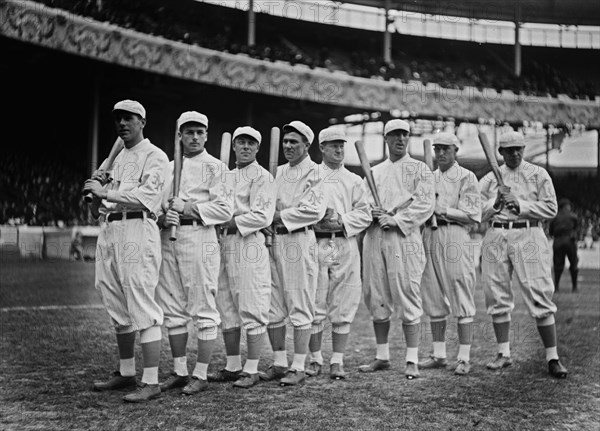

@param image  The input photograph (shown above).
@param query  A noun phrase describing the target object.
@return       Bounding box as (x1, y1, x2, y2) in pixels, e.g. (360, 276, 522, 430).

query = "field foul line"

(1, 304, 104, 312)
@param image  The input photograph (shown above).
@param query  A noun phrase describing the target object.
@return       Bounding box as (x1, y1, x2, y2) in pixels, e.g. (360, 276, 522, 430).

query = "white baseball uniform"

(421, 162, 481, 319)
(480, 160, 558, 319)
(312, 163, 372, 331)
(156, 151, 234, 331)
(216, 161, 276, 332)
(268, 155, 327, 329)
(95, 138, 169, 332)
(362, 155, 435, 323)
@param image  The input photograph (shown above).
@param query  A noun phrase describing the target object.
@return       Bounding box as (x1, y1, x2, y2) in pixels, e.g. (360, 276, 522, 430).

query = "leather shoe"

(159, 373, 189, 391)
(486, 354, 513, 370)
(280, 369, 306, 386)
(258, 365, 288, 381)
(548, 359, 568, 378)
(330, 363, 347, 380)
(358, 359, 390, 373)
(405, 362, 419, 379)
(122, 383, 161, 403)
(453, 360, 471, 376)
(93, 371, 136, 391)
(418, 355, 448, 369)
(181, 376, 208, 395)
(233, 372, 260, 389)
(207, 368, 242, 382)
(305, 362, 322, 377)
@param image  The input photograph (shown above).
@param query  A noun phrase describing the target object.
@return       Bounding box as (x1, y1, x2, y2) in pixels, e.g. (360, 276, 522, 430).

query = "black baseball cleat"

(548, 359, 568, 378)
(358, 359, 391, 373)
(258, 365, 288, 382)
(159, 373, 189, 391)
(123, 383, 161, 403)
(207, 369, 242, 382)
(93, 371, 137, 391)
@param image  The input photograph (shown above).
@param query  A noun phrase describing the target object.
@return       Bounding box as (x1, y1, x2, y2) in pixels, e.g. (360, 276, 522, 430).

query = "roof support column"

(383, 0, 392, 64)
(514, 1, 522, 77)
(247, 0, 255, 46)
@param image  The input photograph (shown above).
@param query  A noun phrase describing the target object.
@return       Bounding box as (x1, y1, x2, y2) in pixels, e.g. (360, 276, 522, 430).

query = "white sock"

(243, 359, 259, 375)
(433, 342, 447, 359)
(376, 343, 390, 361)
(498, 342, 510, 357)
(174, 356, 188, 376)
(457, 344, 471, 362)
(309, 350, 323, 365)
(120, 358, 136, 377)
(141, 367, 158, 385)
(273, 350, 288, 368)
(291, 353, 307, 371)
(406, 347, 419, 364)
(192, 362, 209, 380)
(331, 352, 344, 365)
(545, 346, 559, 362)
(226, 355, 242, 371)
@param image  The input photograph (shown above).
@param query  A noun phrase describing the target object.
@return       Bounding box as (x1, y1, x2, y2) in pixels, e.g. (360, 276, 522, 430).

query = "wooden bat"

(355, 139, 388, 230)
(265, 127, 280, 247)
(220, 132, 232, 168)
(478, 130, 512, 210)
(423, 138, 438, 230)
(169, 124, 183, 241)
(84, 137, 124, 203)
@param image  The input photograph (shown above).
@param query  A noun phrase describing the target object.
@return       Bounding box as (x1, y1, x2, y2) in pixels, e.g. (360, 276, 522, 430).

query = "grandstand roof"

(344, 0, 600, 26)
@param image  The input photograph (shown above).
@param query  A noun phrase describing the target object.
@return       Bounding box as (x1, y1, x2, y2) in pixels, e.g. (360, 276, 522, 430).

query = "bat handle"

(83, 192, 93, 203)
(265, 233, 273, 248)
(169, 225, 177, 242)
(430, 214, 438, 230)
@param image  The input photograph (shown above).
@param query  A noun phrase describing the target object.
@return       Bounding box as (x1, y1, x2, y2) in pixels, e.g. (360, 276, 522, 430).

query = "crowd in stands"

(554, 174, 600, 246)
(0, 154, 88, 227)
(36, 0, 598, 100)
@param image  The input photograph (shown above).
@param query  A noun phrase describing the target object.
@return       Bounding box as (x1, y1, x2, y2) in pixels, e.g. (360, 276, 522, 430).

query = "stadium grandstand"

(0, 0, 598, 244)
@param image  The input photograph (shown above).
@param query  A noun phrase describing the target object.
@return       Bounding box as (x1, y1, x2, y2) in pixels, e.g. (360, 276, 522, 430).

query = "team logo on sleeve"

(255, 194, 273, 211)
(150, 172, 165, 191)
(220, 185, 234, 201)
(308, 190, 324, 206)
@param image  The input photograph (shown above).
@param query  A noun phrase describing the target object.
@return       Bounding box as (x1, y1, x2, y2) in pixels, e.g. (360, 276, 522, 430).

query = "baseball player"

(358, 119, 435, 379)
(84, 100, 169, 402)
(260, 121, 327, 386)
(549, 198, 579, 292)
(212, 126, 276, 389)
(480, 130, 568, 378)
(155, 111, 234, 395)
(305, 127, 372, 380)
(418, 132, 481, 376)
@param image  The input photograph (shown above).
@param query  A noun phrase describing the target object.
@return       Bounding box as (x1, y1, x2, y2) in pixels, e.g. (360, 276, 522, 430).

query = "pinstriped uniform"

(479, 161, 558, 319)
(155, 151, 234, 330)
(95, 139, 169, 332)
(421, 162, 481, 319)
(216, 161, 276, 331)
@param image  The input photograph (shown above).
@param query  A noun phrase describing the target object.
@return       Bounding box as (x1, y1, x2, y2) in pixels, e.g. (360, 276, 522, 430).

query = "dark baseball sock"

(168, 332, 188, 359)
(373, 320, 390, 345)
(268, 325, 287, 351)
(430, 319, 447, 343)
(223, 327, 242, 356)
(570, 268, 578, 291)
(332, 332, 349, 355)
(196, 338, 216, 365)
(293, 328, 311, 355)
(309, 331, 323, 353)
(537, 323, 557, 349)
(403, 323, 420, 349)
(458, 322, 473, 346)
(141, 340, 161, 369)
(116, 331, 136, 360)
(493, 321, 510, 344)
(246, 330, 265, 361)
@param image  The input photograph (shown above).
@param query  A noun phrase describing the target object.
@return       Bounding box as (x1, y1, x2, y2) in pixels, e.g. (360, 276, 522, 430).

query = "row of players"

(82, 100, 568, 403)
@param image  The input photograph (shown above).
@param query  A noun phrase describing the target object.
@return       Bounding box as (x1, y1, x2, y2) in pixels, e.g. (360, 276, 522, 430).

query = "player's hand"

(372, 206, 387, 219)
(503, 193, 520, 213)
(221, 218, 237, 230)
(378, 213, 398, 229)
(91, 169, 110, 185)
(434, 202, 447, 217)
(164, 209, 180, 227)
(169, 197, 185, 213)
(83, 179, 107, 199)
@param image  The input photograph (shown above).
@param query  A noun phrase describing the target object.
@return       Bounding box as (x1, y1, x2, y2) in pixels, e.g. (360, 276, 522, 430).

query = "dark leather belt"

(275, 226, 313, 235)
(180, 218, 202, 226)
(491, 221, 542, 229)
(315, 231, 345, 238)
(220, 227, 239, 235)
(107, 211, 148, 222)
(427, 219, 458, 227)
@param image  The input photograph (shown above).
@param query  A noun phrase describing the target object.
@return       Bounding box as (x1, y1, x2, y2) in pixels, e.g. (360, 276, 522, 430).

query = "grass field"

(1, 246, 599, 430)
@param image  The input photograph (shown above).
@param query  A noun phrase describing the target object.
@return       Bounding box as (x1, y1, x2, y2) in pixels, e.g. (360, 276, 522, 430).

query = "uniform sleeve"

(392, 163, 435, 235)
(106, 151, 169, 213)
(445, 171, 482, 224)
(479, 172, 499, 223)
(281, 169, 327, 231)
(518, 169, 558, 220)
(341, 177, 373, 237)
(235, 171, 276, 236)
(185, 165, 234, 225)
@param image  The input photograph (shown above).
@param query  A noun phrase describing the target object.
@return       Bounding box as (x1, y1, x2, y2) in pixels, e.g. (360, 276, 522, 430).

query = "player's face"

(233, 136, 259, 165)
(113, 111, 145, 143)
(282, 131, 309, 166)
(499, 146, 524, 169)
(385, 130, 409, 159)
(320, 140, 345, 165)
(179, 123, 207, 155)
(434, 144, 457, 170)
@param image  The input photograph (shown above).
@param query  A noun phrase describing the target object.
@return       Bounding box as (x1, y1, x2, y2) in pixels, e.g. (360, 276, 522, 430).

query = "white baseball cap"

(433, 132, 461, 149)
(177, 111, 208, 130)
(283, 120, 314, 144)
(499, 131, 526, 148)
(113, 100, 146, 119)
(318, 127, 347, 144)
(233, 126, 262, 144)
(384, 119, 410, 136)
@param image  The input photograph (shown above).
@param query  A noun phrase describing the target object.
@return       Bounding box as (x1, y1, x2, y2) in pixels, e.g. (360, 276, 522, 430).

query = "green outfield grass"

(1, 247, 599, 430)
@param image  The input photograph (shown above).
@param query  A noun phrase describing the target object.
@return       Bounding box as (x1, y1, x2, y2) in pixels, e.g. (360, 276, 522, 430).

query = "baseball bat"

(478, 131, 512, 211)
(423, 138, 438, 230)
(355, 140, 388, 230)
(84, 137, 124, 203)
(265, 127, 280, 247)
(220, 132, 232, 168)
(169, 125, 183, 241)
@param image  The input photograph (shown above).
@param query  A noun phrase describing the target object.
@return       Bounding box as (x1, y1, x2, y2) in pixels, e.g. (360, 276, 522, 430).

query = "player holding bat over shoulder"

(155, 111, 234, 396)
(418, 133, 481, 376)
(479, 130, 568, 379)
(357, 119, 434, 379)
